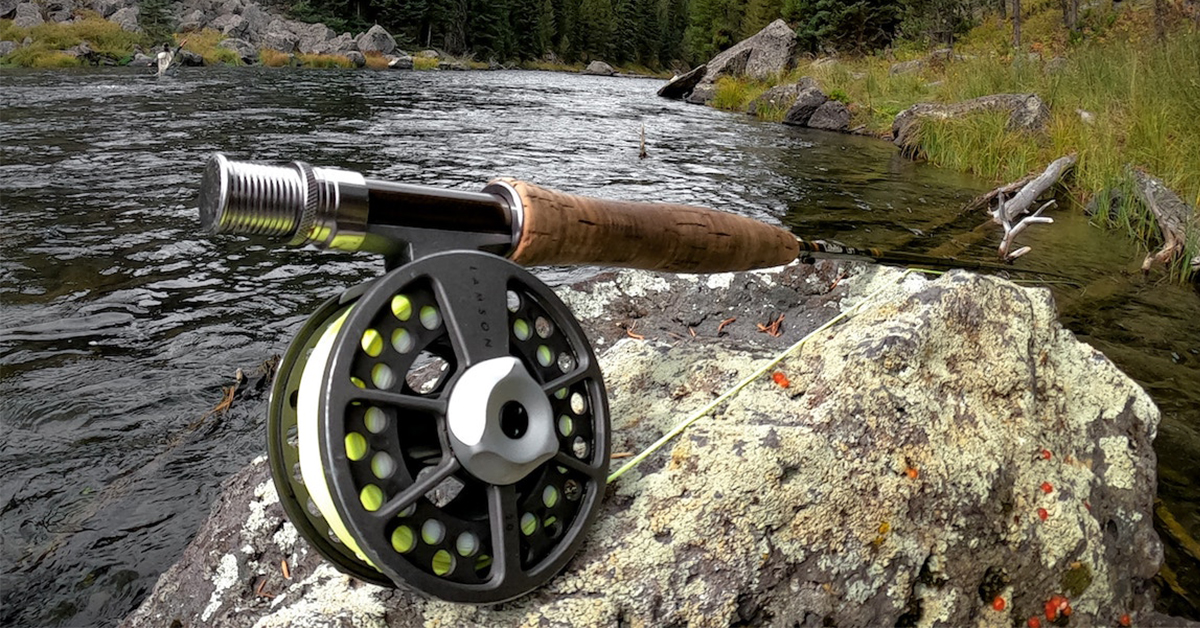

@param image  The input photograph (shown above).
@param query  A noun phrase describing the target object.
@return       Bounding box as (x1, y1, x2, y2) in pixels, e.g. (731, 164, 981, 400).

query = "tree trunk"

(1013, 0, 1021, 48)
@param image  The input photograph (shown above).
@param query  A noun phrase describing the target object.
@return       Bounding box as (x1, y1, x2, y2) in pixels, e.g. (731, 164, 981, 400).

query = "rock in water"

(657, 64, 706, 99)
(781, 85, 828, 126)
(120, 265, 1174, 628)
(582, 60, 615, 76)
(806, 100, 851, 131)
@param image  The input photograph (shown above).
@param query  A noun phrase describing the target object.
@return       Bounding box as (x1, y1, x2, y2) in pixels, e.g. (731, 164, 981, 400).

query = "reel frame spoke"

(376, 457, 462, 520)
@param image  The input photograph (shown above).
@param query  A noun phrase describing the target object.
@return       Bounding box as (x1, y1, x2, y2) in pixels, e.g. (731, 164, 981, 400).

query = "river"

(1, 66, 1196, 627)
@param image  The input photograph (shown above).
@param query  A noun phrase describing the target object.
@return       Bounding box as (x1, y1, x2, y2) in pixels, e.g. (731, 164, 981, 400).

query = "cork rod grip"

(498, 179, 800, 273)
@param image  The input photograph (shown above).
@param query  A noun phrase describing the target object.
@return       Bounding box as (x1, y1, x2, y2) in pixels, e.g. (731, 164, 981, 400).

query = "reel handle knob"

(497, 178, 800, 273)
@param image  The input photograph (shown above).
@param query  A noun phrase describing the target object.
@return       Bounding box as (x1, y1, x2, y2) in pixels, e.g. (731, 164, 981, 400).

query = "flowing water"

(1, 67, 1196, 627)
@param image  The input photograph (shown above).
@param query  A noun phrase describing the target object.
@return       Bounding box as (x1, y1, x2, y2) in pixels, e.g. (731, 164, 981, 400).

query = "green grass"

(178, 29, 241, 65)
(710, 76, 770, 112)
(413, 56, 439, 70)
(1, 13, 142, 64)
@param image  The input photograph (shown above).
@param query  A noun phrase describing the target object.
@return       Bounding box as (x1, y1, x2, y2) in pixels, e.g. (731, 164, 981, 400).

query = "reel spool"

(267, 251, 610, 602)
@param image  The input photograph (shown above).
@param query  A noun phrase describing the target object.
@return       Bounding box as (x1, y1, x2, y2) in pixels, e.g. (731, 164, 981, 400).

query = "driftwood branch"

(1129, 167, 1199, 275)
(979, 155, 1077, 261)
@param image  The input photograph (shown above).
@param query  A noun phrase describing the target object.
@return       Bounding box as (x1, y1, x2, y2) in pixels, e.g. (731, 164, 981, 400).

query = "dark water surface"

(1, 66, 1196, 626)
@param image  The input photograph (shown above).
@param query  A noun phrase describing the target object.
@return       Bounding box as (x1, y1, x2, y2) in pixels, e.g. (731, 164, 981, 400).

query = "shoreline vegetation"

(708, 4, 1198, 283)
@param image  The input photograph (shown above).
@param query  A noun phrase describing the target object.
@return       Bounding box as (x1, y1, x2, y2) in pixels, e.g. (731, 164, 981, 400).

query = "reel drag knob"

(267, 251, 609, 603)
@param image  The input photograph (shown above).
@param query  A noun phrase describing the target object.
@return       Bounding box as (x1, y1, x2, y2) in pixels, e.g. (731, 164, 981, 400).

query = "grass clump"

(180, 29, 241, 65)
(413, 55, 439, 70)
(296, 53, 351, 68)
(364, 51, 389, 70)
(710, 76, 769, 112)
(259, 48, 292, 67)
(1, 13, 142, 65)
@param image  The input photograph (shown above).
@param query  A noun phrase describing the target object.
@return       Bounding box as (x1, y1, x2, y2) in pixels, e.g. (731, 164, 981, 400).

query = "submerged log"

(1129, 168, 1199, 275)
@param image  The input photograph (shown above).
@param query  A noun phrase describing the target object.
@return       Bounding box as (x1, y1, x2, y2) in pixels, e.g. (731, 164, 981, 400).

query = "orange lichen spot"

(772, 371, 790, 388)
(1045, 595, 1071, 621)
(1028, 618, 1042, 628)
(1041, 482, 1054, 494)
(906, 467, 919, 479)
(992, 595, 1006, 611)
(1120, 613, 1131, 626)
(1041, 449, 1053, 460)
(1038, 508, 1049, 521)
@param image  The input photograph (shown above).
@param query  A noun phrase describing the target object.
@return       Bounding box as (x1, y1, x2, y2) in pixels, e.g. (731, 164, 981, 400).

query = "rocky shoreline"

(119, 261, 1193, 627)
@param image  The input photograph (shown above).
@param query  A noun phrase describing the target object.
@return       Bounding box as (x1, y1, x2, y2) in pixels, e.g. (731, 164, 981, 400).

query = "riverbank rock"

(128, 51, 153, 66)
(685, 18, 797, 104)
(656, 64, 706, 99)
(218, 37, 256, 64)
(0, 0, 17, 19)
(346, 50, 365, 67)
(806, 100, 851, 131)
(746, 77, 815, 116)
(387, 54, 413, 69)
(782, 84, 828, 126)
(356, 24, 396, 55)
(0, 40, 18, 56)
(120, 262, 1178, 628)
(583, 60, 615, 76)
(892, 93, 1050, 154)
(13, 2, 43, 28)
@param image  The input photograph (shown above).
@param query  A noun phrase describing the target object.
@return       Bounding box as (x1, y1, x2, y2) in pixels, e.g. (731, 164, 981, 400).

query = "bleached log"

(1129, 168, 1199, 274)
(978, 155, 1076, 261)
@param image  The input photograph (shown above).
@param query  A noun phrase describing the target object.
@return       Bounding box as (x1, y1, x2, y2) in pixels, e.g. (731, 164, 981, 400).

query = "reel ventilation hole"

(268, 251, 610, 603)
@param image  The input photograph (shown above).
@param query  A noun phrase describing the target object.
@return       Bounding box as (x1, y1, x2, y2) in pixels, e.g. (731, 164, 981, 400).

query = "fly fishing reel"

(267, 251, 609, 602)
(199, 153, 799, 602)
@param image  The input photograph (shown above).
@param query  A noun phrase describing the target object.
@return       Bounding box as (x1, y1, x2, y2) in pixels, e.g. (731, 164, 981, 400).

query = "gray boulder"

(345, 49, 365, 67)
(892, 93, 1050, 153)
(706, 18, 796, 81)
(119, 264, 1172, 628)
(110, 5, 138, 31)
(684, 82, 715, 104)
(806, 100, 851, 131)
(312, 32, 355, 55)
(294, 21, 334, 54)
(177, 9, 206, 31)
(241, 4, 271, 40)
(89, 0, 120, 18)
(0, 0, 17, 19)
(355, 24, 396, 55)
(0, 40, 18, 56)
(387, 54, 413, 69)
(782, 85, 828, 126)
(218, 0, 243, 15)
(746, 77, 817, 116)
(209, 13, 248, 39)
(64, 41, 95, 61)
(416, 49, 439, 58)
(261, 24, 299, 53)
(582, 60, 615, 76)
(128, 51, 154, 66)
(656, 64, 706, 99)
(13, 2, 43, 28)
(218, 37, 256, 64)
(686, 18, 797, 104)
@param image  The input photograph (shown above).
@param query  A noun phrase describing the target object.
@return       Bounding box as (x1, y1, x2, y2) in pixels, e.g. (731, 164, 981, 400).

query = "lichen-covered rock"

(121, 263, 1179, 628)
(311, 32, 355, 55)
(657, 64, 706, 99)
(806, 100, 851, 131)
(177, 8, 207, 31)
(261, 24, 299, 53)
(345, 49, 365, 67)
(355, 24, 396, 55)
(110, 5, 139, 31)
(892, 93, 1050, 154)
(89, 0, 121, 18)
(0, 40, 18, 56)
(582, 60, 615, 75)
(209, 13, 248, 39)
(294, 21, 335, 54)
(0, 0, 18, 19)
(12, 2, 43, 28)
(387, 54, 413, 69)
